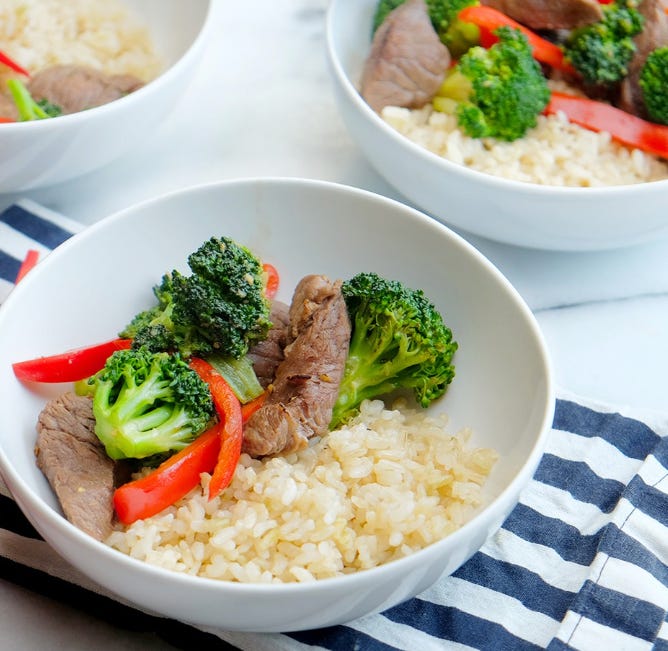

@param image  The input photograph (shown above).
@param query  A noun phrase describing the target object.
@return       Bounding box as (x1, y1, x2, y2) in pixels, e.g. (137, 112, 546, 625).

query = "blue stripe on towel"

(453, 554, 575, 621)
(503, 503, 601, 565)
(535, 453, 626, 513)
(554, 399, 661, 459)
(0, 249, 21, 284)
(0, 204, 73, 249)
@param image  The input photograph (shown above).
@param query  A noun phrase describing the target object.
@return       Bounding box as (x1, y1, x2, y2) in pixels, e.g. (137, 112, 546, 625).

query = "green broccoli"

(330, 272, 457, 429)
(372, 0, 480, 58)
(120, 236, 272, 361)
(639, 47, 668, 126)
(432, 26, 550, 141)
(563, 0, 644, 86)
(7, 79, 63, 120)
(80, 346, 215, 461)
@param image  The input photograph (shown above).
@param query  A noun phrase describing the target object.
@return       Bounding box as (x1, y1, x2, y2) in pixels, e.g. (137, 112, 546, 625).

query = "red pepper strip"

(240, 391, 266, 423)
(14, 249, 39, 283)
(113, 424, 221, 524)
(0, 117, 15, 123)
(12, 338, 132, 383)
(262, 262, 280, 299)
(0, 49, 29, 76)
(189, 357, 243, 499)
(458, 5, 575, 74)
(545, 92, 668, 159)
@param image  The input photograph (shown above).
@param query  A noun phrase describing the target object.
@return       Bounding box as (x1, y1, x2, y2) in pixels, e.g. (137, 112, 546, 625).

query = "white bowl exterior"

(326, 0, 668, 251)
(0, 178, 554, 630)
(0, 0, 213, 192)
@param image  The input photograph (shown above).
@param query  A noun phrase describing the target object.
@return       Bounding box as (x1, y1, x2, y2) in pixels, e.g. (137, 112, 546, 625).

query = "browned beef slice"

(242, 275, 352, 457)
(27, 65, 144, 114)
(617, 0, 668, 118)
(247, 300, 290, 388)
(35, 392, 115, 541)
(0, 93, 18, 120)
(480, 0, 603, 30)
(360, 0, 451, 113)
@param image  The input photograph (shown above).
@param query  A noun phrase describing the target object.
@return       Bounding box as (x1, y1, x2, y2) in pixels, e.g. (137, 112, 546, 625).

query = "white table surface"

(3, 1, 668, 648)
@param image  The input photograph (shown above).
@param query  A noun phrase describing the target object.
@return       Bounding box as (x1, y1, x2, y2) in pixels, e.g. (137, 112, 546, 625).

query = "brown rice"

(106, 399, 497, 583)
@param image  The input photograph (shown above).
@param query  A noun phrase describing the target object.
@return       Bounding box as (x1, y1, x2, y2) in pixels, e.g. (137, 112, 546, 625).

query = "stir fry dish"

(361, 0, 668, 185)
(0, 0, 161, 123)
(14, 236, 477, 580)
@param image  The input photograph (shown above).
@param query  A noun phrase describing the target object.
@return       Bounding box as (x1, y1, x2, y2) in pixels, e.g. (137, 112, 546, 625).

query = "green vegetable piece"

(87, 346, 214, 460)
(639, 47, 668, 126)
(330, 272, 457, 429)
(7, 78, 62, 120)
(434, 26, 550, 141)
(563, 0, 644, 86)
(120, 236, 272, 360)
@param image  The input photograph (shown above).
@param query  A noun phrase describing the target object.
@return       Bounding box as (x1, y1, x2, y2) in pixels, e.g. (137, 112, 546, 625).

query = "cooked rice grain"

(106, 399, 497, 583)
(0, 0, 162, 88)
(382, 104, 668, 187)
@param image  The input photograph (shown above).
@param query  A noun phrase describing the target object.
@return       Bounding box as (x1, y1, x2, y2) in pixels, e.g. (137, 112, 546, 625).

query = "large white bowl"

(326, 0, 668, 251)
(0, 178, 554, 631)
(0, 0, 213, 193)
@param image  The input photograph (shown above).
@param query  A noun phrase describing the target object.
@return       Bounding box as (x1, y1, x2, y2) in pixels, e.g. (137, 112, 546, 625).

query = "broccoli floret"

(372, 0, 480, 57)
(639, 47, 668, 126)
(6, 79, 62, 120)
(563, 0, 644, 86)
(120, 236, 272, 360)
(432, 26, 550, 141)
(84, 347, 215, 460)
(426, 0, 480, 58)
(330, 272, 457, 429)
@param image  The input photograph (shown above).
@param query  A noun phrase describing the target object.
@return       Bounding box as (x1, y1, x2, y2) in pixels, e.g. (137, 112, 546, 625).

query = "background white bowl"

(326, 0, 668, 251)
(0, 178, 554, 631)
(0, 0, 213, 193)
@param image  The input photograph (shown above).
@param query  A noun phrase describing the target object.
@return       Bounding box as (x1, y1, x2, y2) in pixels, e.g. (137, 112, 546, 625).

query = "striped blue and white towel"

(1, 202, 667, 651)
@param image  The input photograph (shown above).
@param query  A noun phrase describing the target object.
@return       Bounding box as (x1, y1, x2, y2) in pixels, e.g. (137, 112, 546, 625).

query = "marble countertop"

(3, 1, 668, 648)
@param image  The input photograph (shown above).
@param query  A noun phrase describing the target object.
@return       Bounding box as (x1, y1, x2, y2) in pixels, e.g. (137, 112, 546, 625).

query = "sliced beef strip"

(247, 300, 290, 389)
(35, 392, 116, 541)
(360, 0, 451, 113)
(480, 0, 603, 30)
(242, 275, 352, 457)
(27, 64, 144, 115)
(0, 93, 18, 120)
(616, 0, 668, 119)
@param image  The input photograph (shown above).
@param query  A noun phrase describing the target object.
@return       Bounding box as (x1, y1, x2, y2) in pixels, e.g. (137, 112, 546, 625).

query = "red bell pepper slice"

(14, 249, 39, 283)
(113, 424, 221, 524)
(0, 117, 15, 124)
(545, 92, 668, 159)
(189, 357, 243, 499)
(0, 49, 29, 76)
(458, 5, 575, 75)
(262, 262, 280, 299)
(12, 338, 132, 383)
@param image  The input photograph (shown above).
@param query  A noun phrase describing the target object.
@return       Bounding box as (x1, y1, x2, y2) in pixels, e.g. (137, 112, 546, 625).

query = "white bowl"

(325, 0, 668, 251)
(0, 178, 554, 631)
(0, 0, 213, 193)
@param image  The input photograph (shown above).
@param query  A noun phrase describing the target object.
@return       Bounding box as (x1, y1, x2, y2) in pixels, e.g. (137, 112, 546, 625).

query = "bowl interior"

(0, 178, 553, 628)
